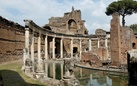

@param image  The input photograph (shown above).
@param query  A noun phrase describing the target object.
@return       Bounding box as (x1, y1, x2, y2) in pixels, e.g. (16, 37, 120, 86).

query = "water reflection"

(47, 62, 64, 80)
(74, 67, 128, 86)
(45, 62, 128, 86)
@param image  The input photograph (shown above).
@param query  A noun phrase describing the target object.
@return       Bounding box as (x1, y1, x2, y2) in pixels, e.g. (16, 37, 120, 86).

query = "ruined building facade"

(0, 7, 109, 64)
(43, 7, 89, 55)
(44, 7, 88, 35)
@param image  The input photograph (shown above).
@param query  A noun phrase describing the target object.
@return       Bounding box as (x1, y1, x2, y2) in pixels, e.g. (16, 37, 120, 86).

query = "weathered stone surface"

(81, 51, 102, 67)
(0, 16, 25, 62)
(95, 29, 106, 36)
(110, 12, 137, 66)
(60, 58, 81, 86)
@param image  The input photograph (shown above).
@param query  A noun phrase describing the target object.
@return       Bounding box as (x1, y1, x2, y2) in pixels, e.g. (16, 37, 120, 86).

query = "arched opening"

(132, 43, 136, 49)
(68, 19, 77, 32)
(73, 47, 78, 53)
(43, 26, 52, 30)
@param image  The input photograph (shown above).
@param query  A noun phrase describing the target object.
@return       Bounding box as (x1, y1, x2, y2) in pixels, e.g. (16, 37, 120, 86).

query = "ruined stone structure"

(44, 7, 88, 35)
(43, 7, 89, 55)
(0, 16, 25, 62)
(2, 7, 134, 85)
(110, 13, 137, 66)
(21, 8, 110, 83)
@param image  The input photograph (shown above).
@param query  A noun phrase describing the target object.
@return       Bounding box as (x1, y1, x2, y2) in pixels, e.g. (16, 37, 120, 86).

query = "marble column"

(31, 31, 34, 72)
(79, 39, 82, 60)
(98, 38, 100, 48)
(71, 38, 73, 58)
(105, 37, 109, 60)
(60, 38, 63, 59)
(105, 38, 108, 48)
(89, 39, 92, 51)
(23, 27, 30, 68)
(25, 27, 30, 59)
(52, 37, 55, 59)
(45, 35, 48, 60)
(45, 63, 48, 77)
(37, 34, 43, 72)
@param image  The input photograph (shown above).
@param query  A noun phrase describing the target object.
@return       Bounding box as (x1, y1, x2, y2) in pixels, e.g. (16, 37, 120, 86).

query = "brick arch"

(43, 26, 52, 30)
(68, 19, 77, 31)
(132, 42, 136, 49)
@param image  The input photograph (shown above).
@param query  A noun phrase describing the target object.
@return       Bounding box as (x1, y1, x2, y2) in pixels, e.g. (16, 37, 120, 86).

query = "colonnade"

(23, 20, 109, 79)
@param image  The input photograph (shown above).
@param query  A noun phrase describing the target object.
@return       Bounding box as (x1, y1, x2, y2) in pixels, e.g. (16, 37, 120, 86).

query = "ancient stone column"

(71, 38, 73, 58)
(60, 38, 63, 59)
(45, 35, 48, 60)
(52, 37, 55, 59)
(97, 38, 100, 48)
(89, 39, 92, 51)
(23, 27, 30, 68)
(79, 39, 82, 60)
(45, 63, 48, 77)
(25, 27, 30, 59)
(105, 37, 108, 48)
(31, 31, 34, 72)
(37, 34, 43, 72)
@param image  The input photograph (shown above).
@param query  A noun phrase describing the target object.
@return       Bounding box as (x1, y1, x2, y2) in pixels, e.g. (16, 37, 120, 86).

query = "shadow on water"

(0, 70, 45, 86)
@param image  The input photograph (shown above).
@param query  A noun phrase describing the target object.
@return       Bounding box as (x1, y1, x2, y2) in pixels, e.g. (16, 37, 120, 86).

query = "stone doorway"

(132, 42, 136, 49)
(73, 47, 78, 53)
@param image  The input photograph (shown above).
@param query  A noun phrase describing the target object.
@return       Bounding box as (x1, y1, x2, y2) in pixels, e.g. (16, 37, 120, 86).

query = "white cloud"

(0, 0, 137, 34)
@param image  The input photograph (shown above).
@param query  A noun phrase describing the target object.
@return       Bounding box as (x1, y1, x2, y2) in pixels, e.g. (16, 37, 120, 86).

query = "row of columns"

(24, 27, 108, 72)
(24, 28, 108, 61)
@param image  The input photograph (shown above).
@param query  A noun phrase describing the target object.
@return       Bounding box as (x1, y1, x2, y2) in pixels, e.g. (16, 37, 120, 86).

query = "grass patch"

(0, 60, 47, 86)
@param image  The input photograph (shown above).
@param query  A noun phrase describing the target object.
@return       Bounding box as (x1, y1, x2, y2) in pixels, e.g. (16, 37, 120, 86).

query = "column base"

(33, 72, 46, 79)
(22, 66, 33, 76)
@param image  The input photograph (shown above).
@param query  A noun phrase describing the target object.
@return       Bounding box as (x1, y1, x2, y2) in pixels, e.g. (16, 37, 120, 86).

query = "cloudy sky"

(0, 0, 137, 34)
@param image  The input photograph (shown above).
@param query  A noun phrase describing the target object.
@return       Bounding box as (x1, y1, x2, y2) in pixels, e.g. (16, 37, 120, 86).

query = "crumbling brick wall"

(110, 13, 121, 66)
(0, 16, 25, 62)
(110, 13, 137, 66)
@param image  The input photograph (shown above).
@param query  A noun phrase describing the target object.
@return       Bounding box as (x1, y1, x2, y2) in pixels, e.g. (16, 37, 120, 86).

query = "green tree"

(105, 0, 137, 26)
(130, 24, 137, 33)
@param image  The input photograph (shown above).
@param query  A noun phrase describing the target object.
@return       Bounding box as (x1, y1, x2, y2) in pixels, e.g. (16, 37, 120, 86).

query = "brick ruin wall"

(110, 13, 137, 66)
(0, 16, 25, 62)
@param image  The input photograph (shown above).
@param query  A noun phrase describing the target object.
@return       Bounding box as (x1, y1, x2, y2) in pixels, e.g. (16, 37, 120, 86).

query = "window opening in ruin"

(68, 19, 77, 30)
(132, 43, 136, 49)
(73, 47, 78, 53)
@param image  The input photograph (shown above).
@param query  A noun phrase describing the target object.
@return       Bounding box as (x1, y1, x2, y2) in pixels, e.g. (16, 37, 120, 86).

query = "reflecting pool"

(74, 67, 128, 86)
(46, 62, 128, 86)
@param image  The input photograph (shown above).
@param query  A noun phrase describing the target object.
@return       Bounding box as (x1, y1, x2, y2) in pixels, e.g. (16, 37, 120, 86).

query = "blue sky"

(0, 0, 137, 34)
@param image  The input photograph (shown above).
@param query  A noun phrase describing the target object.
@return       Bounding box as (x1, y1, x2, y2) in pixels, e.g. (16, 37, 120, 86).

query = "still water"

(47, 63, 128, 86)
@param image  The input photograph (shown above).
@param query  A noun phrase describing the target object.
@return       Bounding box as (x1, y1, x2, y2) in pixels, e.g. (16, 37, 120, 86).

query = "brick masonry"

(110, 13, 137, 66)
